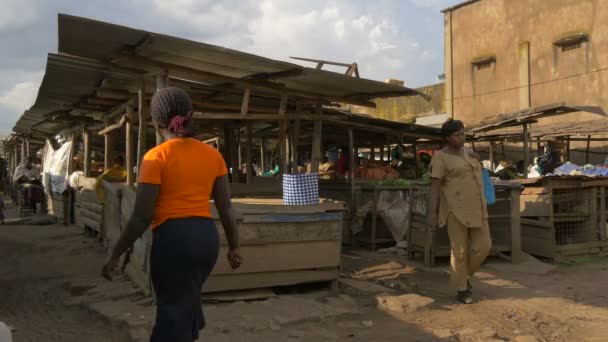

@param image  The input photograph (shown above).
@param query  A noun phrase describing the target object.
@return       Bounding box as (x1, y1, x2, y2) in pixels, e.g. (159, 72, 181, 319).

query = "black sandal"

(457, 290, 474, 304)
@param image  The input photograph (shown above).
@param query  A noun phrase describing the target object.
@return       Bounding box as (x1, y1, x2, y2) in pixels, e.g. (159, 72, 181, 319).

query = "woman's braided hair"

(150, 87, 194, 137)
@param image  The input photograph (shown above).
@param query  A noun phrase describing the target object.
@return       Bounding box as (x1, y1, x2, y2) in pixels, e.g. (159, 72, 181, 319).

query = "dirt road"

(0, 207, 131, 341)
(1, 199, 608, 341)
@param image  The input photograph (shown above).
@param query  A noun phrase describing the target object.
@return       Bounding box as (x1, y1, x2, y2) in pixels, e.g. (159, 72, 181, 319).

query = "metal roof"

(441, 0, 482, 13)
(468, 103, 606, 134)
(57, 14, 429, 102)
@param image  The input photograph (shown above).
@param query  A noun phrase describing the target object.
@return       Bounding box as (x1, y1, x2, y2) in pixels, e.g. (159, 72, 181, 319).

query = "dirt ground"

(1, 199, 608, 341)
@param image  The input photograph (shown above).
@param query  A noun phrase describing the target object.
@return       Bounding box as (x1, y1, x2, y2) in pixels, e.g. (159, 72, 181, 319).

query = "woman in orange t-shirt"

(102, 87, 242, 341)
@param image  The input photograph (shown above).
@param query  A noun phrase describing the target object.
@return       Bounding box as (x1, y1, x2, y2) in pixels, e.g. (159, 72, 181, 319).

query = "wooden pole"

(104, 119, 113, 170)
(311, 105, 323, 173)
(156, 72, 168, 145)
(126, 104, 135, 186)
(223, 123, 234, 182)
(279, 93, 289, 175)
(500, 141, 506, 160)
(523, 124, 530, 178)
(292, 120, 301, 173)
(370, 146, 375, 161)
(246, 122, 253, 184)
(260, 138, 266, 172)
(26, 138, 30, 157)
(348, 127, 355, 210)
(241, 88, 251, 116)
(231, 126, 240, 183)
(380, 145, 385, 161)
(566, 136, 571, 161)
(20, 138, 25, 164)
(586, 135, 591, 164)
(83, 127, 91, 177)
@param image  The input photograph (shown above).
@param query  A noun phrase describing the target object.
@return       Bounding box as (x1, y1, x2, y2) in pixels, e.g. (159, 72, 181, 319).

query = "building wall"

(445, 0, 608, 126)
(444, 0, 608, 164)
(346, 82, 445, 123)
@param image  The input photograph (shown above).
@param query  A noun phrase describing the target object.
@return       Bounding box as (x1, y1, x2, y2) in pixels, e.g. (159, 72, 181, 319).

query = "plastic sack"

(482, 168, 496, 206)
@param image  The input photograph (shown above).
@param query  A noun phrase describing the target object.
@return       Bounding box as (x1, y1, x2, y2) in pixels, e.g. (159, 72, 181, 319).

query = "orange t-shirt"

(138, 138, 228, 228)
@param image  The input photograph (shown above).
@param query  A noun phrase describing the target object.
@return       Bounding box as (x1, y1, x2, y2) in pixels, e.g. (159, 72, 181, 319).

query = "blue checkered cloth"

(282, 173, 319, 205)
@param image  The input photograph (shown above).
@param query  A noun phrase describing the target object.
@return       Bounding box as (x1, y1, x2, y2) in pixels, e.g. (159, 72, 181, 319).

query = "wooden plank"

(81, 201, 104, 214)
(81, 208, 103, 222)
(201, 288, 276, 302)
(241, 212, 343, 223)
(103, 120, 113, 170)
(521, 235, 555, 259)
(203, 269, 339, 293)
(554, 241, 608, 252)
(521, 186, 549, 195)
(510, 188, 524, 263)
(126, 104, 135, 186)
(520, 194, 550, 217)
(98, 115, 126, 135)
(211, 241, 341, 275)
(216, 220, 341, 244)
(79, 215, 101, 232)
(521, 218, 553, 229)
(192, 112, 344, 121)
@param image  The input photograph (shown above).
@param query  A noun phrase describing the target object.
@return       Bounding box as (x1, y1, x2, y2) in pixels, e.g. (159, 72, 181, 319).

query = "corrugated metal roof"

(13, 53, 138, 135)
(468, 103, 606, 134)
(441, 0, 482, 13)
(57, 14, 428, 102)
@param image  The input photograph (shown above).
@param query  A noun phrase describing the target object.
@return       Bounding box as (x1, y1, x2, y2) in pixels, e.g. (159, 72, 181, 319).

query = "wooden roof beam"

(110, 54, 378, 108)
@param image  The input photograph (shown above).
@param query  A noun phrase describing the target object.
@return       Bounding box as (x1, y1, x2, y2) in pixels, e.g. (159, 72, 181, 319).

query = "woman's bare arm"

(110, 184, 159, 259)
(212, 175, 242, 269)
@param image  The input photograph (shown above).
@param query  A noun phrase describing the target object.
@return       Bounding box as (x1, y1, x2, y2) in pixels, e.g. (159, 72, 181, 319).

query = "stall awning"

(468, 103, 606, 134)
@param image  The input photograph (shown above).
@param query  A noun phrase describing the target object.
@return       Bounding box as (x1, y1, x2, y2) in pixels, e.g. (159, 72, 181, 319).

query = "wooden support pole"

(500, 141, 506, 160)
(279, 93, 289, 175)
(370, 146, 375, 161)
(260, 139, 266, 173)
(586, 135, 591, 164)
(523, 123, 530, 178)
(510, 187, 524, 263)
(83, 127, 91, 177)
(311, 105, 323, 173)
(241, 88, 251, 116)
(231, 125, 240, 183)
(380, 145, 385, 161)
(348, 128, 355, 207)
(20, 139, 25, 164)
(292, 119, 301, 173)
(413, 142, 419, 178)
(223, 123, 233, 182)
(26, 139, 30, 157)
(104, 120, 113, 170)
(566, 136, 571, 161)
(126, 104, 135, 186)
(246, 122, 253, 185)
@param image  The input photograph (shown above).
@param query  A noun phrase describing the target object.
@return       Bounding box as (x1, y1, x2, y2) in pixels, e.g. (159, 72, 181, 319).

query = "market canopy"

(15, 14, 434, 138)
(468, 103, 606, 134)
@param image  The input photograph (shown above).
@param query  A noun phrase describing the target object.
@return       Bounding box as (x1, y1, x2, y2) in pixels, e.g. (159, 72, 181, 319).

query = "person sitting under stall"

(13, 156, 43, 213)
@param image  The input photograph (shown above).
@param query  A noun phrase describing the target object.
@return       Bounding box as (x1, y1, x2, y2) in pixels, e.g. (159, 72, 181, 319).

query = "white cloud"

(0, 74, 43, 112)
(0, 0, 39, 31)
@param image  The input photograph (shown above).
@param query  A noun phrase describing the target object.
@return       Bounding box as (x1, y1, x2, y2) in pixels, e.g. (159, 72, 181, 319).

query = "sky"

(0, 0, 461, 135)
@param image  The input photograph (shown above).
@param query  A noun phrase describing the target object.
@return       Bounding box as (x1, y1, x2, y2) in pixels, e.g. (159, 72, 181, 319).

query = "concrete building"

(443, 0, 608, 163)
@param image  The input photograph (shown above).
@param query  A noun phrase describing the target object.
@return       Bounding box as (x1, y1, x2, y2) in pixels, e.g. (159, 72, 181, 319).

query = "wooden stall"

(103, 183, 345, 293)
(519, 177, 608, 260)
(408, 183, 524, 267)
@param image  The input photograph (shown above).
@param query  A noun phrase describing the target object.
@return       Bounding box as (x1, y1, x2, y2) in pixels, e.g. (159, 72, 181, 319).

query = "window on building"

(554, 33, 588, 52)
(472, 56, 496, 71)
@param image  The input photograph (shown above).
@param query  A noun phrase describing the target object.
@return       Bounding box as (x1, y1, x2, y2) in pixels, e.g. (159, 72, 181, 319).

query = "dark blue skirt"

(150, 217, 219, 342)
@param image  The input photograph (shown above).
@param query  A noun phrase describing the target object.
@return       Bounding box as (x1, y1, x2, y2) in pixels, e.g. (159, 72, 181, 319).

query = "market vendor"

(13, 156, 44, 212)
(427, 119, 491, 304)
(336, 146, 350, 177)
